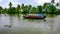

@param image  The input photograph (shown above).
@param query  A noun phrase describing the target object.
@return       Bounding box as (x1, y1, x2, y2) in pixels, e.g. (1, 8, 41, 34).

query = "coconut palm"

(9, 2, 12, 8)
(21, 3, 24, 10)
(28, 5, 32, 14)
(43, 3, 48, 9)
(28, 5, 32, 10)
(17, 5, 21, 14)
(51, 0, 55, 4)
(56, 3, 59, 6)
(8, 2, 17, 14)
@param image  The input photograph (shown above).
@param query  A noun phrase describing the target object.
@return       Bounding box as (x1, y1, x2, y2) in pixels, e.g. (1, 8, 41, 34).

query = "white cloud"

(33, 0, 59, 6)
(12, 2, 22, 7)
(0, 2, 9, 8)
(8, 0, 19, 2)
(0, 0, 59, 8)
(55, 0, 59, 3)
(34, 0, 51, 5)
(0, 0, 2, 1)
(7, 0, 22, 7)
(0, 0, 22, 8)
(8, 0, 13, 1)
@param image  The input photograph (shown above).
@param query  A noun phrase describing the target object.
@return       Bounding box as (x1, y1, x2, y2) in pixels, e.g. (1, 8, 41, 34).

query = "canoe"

(23, 14, 46, 19)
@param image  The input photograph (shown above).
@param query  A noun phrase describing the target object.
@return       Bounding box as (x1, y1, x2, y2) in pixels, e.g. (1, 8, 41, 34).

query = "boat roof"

(28, 14, 44, 16)
(37, 14, 44, 16)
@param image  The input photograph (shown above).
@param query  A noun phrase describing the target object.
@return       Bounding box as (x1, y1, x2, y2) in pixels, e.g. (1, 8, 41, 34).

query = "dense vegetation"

(0, 0, 60, 14)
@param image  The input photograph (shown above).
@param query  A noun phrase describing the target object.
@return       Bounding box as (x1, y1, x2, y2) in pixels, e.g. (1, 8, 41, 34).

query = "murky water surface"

(0, 14, 60, 34)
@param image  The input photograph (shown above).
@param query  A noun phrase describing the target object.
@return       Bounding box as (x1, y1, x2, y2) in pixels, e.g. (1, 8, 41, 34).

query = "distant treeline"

(0, 0, 60, 14)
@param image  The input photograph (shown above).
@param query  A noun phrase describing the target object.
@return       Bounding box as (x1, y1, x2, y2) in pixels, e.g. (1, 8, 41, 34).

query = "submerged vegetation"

(0, 0, 60, 15)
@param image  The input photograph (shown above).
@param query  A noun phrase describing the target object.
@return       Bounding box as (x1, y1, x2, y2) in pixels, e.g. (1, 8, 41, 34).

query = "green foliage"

(37, 6, 43, 13)
(0, 6, 3, 13)
(3, 8, 8, 14)
(48, 5, 56, 12)
(28, 5, 32, 10)
(22, 5, 29, 14)
(47, 5, 56, 13)
(43, 3, 48, 9)
(8, 7, 16, 14)
(21, 3, 24, 10)
(43, 3, 57, 14)
(30, 7, 37, 14)
(0, 2, 60, 14)
(16, 5, 21, 13)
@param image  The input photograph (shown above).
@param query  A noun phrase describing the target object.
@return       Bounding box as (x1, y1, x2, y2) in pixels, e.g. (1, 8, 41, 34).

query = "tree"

(47, 5, 56, 13)
(43, 3, 47, 9)
(21, 3, 24, 9)
(17, 5, 21, 13)
(22, 5, 29, 14)
(8, 7, 16, 14)
(3, 8, 8, 14)
(30, 7, 37, 14)
(17, 5, 20, 9)
(21, 3, 25, 13)
(28, 5, 32, 10)
(56, 3, 59, 6)
(8, 2, 17, 14)
(0, 6, 3, 14)
(9, 2, 12, 8)
(51, 0, 55, 3)
(43, 3, 57, 13)
(37, 6, 43, 13)
(28, 5, 32, 13)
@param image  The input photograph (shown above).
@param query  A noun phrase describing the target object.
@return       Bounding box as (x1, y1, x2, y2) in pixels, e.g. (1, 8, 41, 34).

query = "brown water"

(0, 14, 60, 34)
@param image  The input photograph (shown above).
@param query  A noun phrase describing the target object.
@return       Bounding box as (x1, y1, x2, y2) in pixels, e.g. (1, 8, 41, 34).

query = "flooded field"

(0, 14, 60, 34)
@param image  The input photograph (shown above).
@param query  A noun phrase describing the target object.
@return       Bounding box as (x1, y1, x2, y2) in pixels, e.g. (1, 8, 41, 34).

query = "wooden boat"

(23, 14, 46, 19)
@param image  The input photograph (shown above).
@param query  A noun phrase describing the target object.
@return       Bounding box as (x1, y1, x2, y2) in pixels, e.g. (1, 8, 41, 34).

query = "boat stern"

(44, 16, 46, 18)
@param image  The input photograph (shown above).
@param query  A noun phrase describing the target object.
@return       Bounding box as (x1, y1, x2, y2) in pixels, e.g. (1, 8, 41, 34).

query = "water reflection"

(45, 14, 57, 18)
(0, 14, 60, 34)
(23, 19, 46, 23)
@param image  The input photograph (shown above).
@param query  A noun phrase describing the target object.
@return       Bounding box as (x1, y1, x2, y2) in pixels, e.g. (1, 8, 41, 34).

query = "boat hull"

(23, 15, 46, 19)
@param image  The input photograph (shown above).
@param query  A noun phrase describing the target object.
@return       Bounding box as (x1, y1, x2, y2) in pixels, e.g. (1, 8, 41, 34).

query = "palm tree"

(8, 2, 12, 14)
(21, 3, 25, 13)
(28, 5, 32, 10)
(9, 2, 12, 8)
(17, 5, 20, 9)
(17, 5, 21, 14)
(21, 3, 24, 9)
(51, 0, 55, 4)
(28, 5, 32, 13)
(56, 3, 59, 6)
(56, 3, 60, 13)
(43, 3, 48, 9)
(8, 2, 17, 14)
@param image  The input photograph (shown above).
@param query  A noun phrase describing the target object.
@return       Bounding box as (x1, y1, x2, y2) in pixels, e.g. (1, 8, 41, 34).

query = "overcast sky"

(0, 0, 59, 8)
